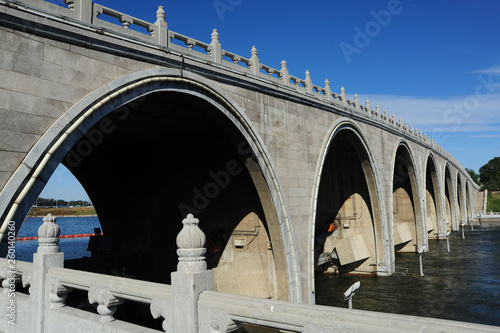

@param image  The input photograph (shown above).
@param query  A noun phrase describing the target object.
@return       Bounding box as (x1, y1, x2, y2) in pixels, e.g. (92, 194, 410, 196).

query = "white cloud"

(468, 133, 500, 138)
(358, 92, 500, 137)
(355, 66, 500, 139)
(473, 65, 500, 74)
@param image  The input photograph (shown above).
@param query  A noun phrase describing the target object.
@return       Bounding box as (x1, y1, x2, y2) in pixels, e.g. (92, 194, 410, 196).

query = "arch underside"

(2, 72, 298, 304)
(425, 156, 440, 240)
(444, 167, 456, 231)
(314, 129, 382, 276)
(392, 145, 422, 253)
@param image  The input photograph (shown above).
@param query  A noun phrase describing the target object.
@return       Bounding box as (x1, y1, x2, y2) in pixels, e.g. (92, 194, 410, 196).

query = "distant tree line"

(35, 197, 92, 207)
(467, 156, 500, 191)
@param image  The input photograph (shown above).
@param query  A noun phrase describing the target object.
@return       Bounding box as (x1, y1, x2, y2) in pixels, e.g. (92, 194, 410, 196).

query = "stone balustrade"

(93, 3, 156, 34)
(18, 0, 466, 174)
(0, 0, 474, 184)
(0, 213, 497, 332)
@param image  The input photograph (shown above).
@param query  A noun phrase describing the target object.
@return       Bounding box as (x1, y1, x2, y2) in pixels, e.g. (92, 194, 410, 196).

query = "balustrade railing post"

(324, 79, 332, 101)
(210, 29, 222, 64)
(353, 93, 360, 111)
(153, 6, 168, 47)
(31, 214, 64, 333)
(340, 87, 347, 106)
(280, 60, 289, 86)
(250, 46, 260, 76)
(67, 0, 92, 23)
(305, 70, 312, 93)
(170, 214, 214, 333)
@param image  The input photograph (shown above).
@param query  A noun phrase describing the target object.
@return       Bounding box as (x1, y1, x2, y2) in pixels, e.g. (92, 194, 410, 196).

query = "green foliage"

(479, 157, 500, 190)
(35, 197, 92, 207)
(487, 191, 500, 212)
(465, 168, 481, 186)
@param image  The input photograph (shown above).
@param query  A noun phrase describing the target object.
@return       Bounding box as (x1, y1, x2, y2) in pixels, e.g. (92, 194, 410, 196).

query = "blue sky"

(41, 0, 500, 200)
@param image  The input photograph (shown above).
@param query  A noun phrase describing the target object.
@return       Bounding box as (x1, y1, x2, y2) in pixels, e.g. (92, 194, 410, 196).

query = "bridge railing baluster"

(31, 0, 463, 156)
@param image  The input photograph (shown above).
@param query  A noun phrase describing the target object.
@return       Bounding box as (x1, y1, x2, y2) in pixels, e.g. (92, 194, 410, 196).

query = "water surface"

(315, 222, 500, 327)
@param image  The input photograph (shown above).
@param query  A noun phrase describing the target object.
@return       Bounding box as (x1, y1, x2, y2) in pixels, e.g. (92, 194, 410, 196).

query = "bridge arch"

(457, 172, 470, 224)
(0, 67, 301, 301)
(310, 120, 386, 295)
(424, 152, 442, 240)
(443, 164, 457, 231)
(457, 173, 466, 226)
(465, 181, 473, 221)
(391, 141, 424, 253)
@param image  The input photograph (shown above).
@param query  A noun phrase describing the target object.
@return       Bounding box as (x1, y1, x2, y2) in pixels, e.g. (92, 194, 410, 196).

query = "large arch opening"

(0, 70, 300, 316)
(314, 127, 382, 276)
(392, 144, 422, 253)
(444, 166, 456, 231)
(61, 89, 291, 299)
(465, 182, 472, 222)
(425, 155, 440, 240)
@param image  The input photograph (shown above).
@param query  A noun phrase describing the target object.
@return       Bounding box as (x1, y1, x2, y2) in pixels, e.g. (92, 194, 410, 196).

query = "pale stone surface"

(0, 0, 480, 307)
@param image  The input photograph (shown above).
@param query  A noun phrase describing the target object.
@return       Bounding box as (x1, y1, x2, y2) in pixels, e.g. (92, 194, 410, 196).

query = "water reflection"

(315, 222, 500, 327)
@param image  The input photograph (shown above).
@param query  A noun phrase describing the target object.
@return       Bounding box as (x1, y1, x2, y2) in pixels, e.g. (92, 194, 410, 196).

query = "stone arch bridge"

(0, 0, 479, 304)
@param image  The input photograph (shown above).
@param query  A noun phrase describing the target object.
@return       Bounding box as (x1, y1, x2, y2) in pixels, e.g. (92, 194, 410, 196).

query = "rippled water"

(315, 222, 500, 327)
(15, 216, 101, 261)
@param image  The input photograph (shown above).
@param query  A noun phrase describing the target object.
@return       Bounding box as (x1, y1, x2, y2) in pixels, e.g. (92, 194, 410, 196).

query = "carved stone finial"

(177, 214, 205, 249)
(305, 70, 311, 79)
(251, 45, 258, 57)
(366, 99, 371, 112)
(176, 214, 207, 273)
(211, 29, 219, 42)
(156, 6, 165, 22)
(324, 79, 330, 87)
(281, 60, 287, 69)
(340, 87, 346, 105)
(37, 214, 60, 254)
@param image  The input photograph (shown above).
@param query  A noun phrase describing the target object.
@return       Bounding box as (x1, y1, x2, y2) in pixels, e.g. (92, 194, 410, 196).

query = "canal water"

(15, 217, 500, 328)
(315, 221, 500, 327)
(15, 216, 100, 261)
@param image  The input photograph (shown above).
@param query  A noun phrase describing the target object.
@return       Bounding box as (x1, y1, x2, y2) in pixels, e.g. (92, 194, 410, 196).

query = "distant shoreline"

(27, 206, 97, 218)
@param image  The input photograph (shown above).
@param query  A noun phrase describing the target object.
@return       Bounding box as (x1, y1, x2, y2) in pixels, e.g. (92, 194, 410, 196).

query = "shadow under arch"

(424, 152, 443, 240)
(310, 120, 385, 300)
(465, 181, 472, 220)
(457, 173, 466, 226)
(0, 67, 301, 302)
(390, 141, 423, 253)
(443, 164, 457, 231)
